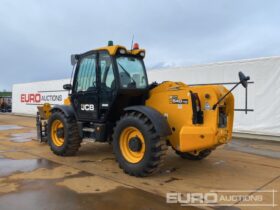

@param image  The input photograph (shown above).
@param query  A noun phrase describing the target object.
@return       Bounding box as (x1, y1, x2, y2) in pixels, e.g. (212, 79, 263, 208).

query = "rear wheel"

(48, 111, 82, 156)
(175, 149, 211, 160)
(113, 112, 167, 177)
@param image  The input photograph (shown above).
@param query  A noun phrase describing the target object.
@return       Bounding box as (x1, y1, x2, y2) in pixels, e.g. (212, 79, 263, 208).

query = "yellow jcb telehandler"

(37, 41, 250, 176)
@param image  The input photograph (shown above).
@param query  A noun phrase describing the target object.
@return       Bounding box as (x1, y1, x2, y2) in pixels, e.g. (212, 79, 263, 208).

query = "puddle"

(0, 181, 193, 210)
(0, 158, 55, 177)
(0, 156, 197, 210)
(10, 132, 36, 143)
(0, 125, 23, 131)
(9, 165, 82, 180)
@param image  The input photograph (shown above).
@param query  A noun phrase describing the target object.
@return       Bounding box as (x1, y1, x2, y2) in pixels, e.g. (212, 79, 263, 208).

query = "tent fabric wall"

(147, 56, 280, 137)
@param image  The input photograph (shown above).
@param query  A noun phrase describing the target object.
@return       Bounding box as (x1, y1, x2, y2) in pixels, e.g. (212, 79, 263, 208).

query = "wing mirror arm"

(212, 71, 250, 110)
(63, 84, 72, 91)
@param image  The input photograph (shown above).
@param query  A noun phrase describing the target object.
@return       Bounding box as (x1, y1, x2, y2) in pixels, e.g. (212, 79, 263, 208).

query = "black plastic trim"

(51, 105, 76, 119)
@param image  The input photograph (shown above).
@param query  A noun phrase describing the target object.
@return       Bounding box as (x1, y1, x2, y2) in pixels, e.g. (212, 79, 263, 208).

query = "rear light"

(218, 107, 227, 128)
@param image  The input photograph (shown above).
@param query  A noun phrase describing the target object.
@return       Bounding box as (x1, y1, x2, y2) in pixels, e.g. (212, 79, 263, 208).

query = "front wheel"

(113, 112, 167, 177)
(48, 111, 82, 156)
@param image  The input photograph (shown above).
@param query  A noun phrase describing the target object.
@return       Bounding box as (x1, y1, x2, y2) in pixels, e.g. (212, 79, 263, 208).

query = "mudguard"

(50, 105, 83, 138)
(124, 105, 172, 137)
(51, 105, 76, 119)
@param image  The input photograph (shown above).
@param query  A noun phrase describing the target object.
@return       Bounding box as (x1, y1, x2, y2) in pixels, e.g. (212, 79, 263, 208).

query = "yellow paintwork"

(145, 81, 234, 153)
(130, 49, 146, 57)
(97, 45, 145, 57)
(37, 98, 70, 120)
(64, 97, 71, 106)
(37, 103, 51, 120)
(51, 119, 64, 147)
(119, 126, 145, 163)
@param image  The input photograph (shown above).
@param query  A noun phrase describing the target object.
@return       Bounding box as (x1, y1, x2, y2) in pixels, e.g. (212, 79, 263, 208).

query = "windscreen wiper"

(117, 62, 136, 85)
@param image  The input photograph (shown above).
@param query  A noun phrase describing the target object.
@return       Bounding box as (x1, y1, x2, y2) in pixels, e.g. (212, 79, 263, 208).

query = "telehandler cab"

(37, 41, 250, 176)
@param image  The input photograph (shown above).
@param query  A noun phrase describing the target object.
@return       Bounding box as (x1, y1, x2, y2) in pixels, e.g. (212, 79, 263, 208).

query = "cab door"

(71, 53, 99, 121)
(98, 51, 117, 121)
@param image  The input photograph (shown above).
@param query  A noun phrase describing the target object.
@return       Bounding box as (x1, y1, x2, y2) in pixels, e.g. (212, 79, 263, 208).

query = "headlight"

(119, 49, 126, 54)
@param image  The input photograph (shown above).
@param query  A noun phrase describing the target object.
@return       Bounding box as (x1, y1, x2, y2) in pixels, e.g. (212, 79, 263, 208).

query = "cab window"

(75, 54, 96, 92)
(116, 56, 148, 88)
(100, 52, 115, 89)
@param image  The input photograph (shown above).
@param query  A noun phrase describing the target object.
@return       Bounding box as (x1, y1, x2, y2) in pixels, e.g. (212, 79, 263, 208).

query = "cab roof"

(96, 45, 145, 57)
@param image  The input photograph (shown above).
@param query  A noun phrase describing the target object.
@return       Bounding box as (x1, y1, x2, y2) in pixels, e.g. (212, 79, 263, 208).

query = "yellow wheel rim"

(51, 119, 64, 147)
(119, 126, 145, 163)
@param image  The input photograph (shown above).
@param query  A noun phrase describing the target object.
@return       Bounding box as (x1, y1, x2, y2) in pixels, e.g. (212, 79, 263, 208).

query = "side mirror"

(63, 84, 72, 90)
(239, 71, 250, 88)
(71, 54, 79, 66)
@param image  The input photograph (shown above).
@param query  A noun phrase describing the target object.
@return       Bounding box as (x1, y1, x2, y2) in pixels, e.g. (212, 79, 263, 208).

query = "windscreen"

(116, 56, 148, 88)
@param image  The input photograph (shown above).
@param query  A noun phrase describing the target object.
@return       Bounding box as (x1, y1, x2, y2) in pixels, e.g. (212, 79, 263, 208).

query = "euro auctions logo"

(21, 93, 41, 103)
(20, 93, 63, 104)
(166, 190, 278, 207)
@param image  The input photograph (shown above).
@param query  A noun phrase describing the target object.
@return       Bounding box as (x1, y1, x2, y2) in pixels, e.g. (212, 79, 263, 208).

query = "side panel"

(71, 91, 98, 121)
(145, 82, 193, 150)
(145, 81, 234, 152)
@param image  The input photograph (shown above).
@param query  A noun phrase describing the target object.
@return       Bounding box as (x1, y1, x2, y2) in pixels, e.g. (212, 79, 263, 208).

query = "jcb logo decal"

(81, 104, 94, 111)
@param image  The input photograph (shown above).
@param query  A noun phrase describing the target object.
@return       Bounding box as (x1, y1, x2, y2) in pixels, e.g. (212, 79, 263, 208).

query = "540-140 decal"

(169, 95, 188, 104)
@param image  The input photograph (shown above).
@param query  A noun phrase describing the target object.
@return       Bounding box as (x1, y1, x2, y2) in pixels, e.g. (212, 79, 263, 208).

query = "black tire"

(175, 149, 211, 160)
(48, 111, 82, 156)
(113, 111, 167, 177)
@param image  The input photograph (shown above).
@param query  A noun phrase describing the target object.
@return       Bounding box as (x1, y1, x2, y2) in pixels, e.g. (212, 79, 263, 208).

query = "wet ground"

(0, 125, 23, 131)
(0, 114, 279, 210)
